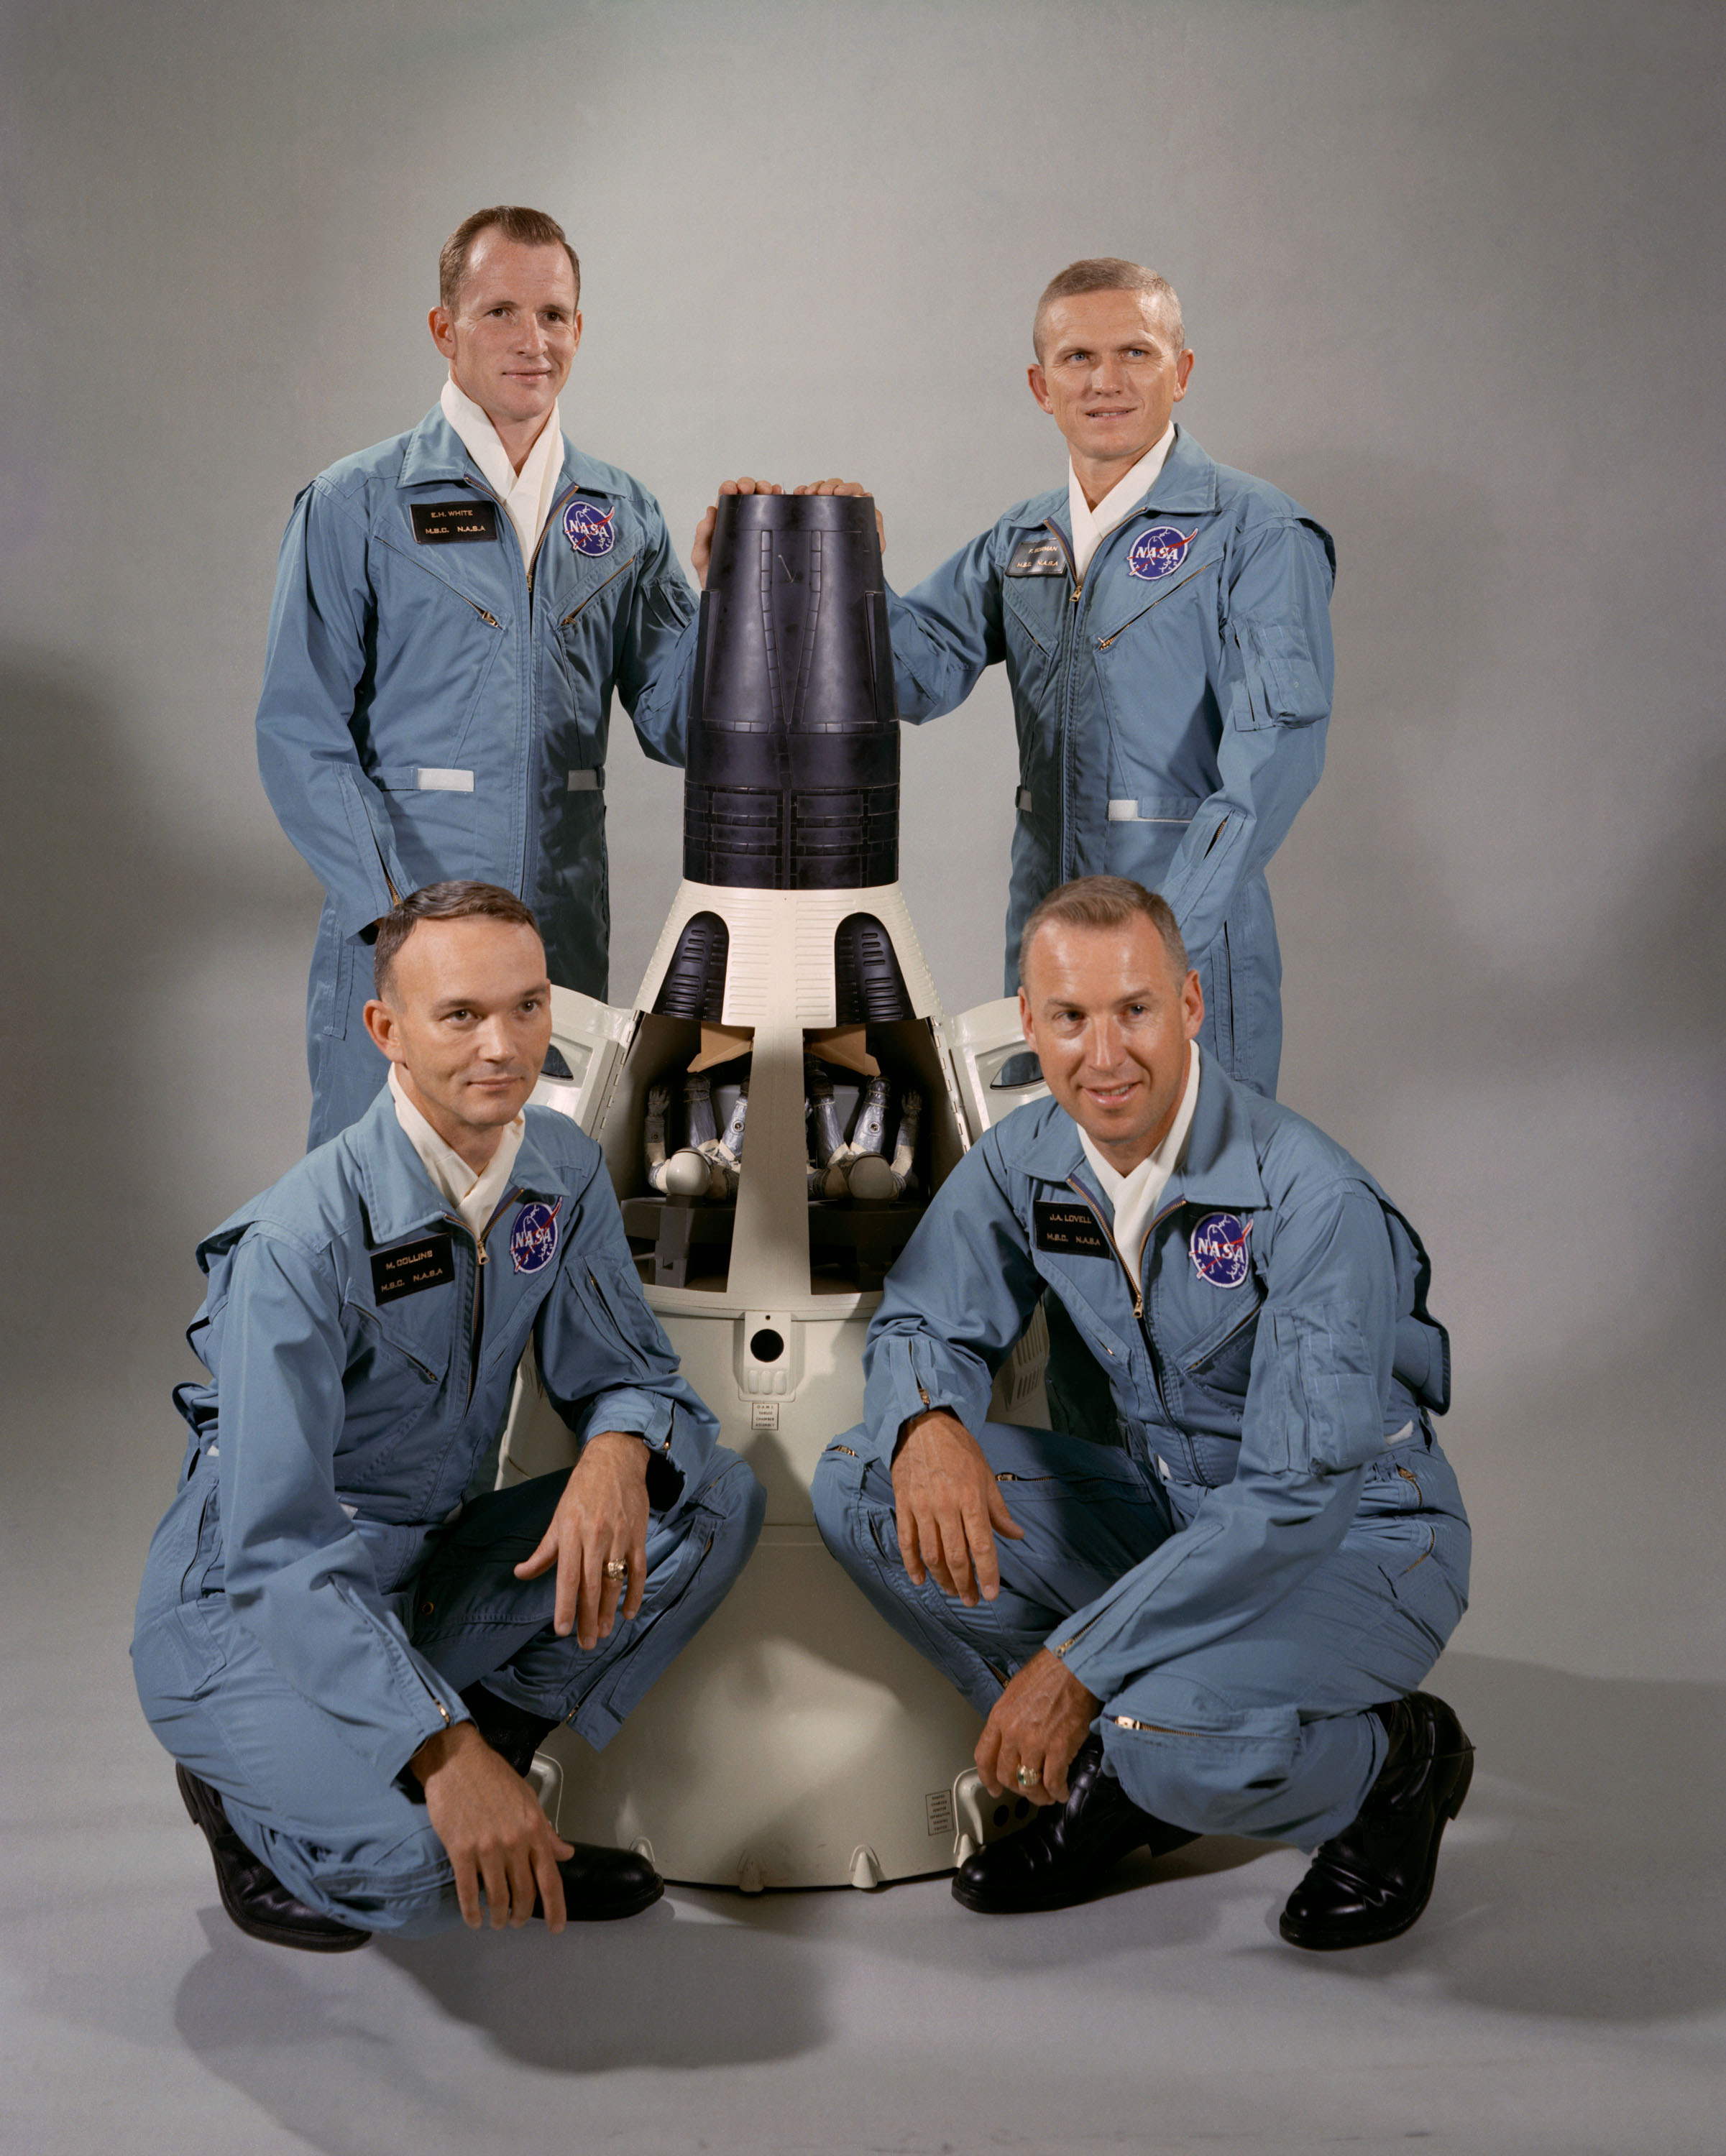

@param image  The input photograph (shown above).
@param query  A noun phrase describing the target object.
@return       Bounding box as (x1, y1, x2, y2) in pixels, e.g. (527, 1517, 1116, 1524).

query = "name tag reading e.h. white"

(410, 500, 500, 545)
(371, 1233, 456, 1304)
(1034, 1200, 1111, 1257)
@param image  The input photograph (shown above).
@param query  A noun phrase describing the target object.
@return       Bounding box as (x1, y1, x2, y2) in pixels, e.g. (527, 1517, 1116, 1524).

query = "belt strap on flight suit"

(1018, 789, 1189, 824)
(566, 768, 605, 793)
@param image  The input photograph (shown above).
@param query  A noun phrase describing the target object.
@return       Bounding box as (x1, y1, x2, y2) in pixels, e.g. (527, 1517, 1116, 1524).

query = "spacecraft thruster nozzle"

(684, 492, 899, 890)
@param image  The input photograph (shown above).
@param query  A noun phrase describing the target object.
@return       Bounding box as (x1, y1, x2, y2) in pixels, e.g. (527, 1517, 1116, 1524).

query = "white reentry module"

(500, 878, 1052, 1889)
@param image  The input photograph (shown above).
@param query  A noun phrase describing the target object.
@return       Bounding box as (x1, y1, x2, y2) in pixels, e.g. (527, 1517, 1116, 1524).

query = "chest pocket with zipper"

(1001, 574, 1067, 710)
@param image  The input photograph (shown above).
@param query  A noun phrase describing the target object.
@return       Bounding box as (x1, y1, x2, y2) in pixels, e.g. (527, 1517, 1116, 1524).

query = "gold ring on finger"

(1014, 1764, 1039, 1790)
(602, 1558, 630, 1581)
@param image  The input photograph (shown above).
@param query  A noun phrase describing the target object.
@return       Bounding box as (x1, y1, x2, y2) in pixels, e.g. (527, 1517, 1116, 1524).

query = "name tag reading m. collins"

(371, 1233, 456, 1304)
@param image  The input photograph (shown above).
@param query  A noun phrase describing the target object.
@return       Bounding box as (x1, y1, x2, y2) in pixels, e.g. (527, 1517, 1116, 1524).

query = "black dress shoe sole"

(952, 1827, 1201, 1915)
(1278, 1746, 1474, 1952)
(176, 1766, 372, 1954)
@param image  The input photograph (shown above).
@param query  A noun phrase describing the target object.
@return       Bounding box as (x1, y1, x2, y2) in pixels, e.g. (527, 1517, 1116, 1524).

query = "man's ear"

(1018, 986, 1035, 1042)
(362, 998, 400, 1059)
(1182, 967, 1205, 1039)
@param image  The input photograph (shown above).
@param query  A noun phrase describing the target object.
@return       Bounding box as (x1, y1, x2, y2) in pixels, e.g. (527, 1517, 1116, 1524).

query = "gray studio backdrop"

(2, 0, 1720, 1700)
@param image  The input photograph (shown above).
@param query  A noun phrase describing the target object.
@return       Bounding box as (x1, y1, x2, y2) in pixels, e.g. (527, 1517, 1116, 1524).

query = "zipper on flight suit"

(1041, 520, 1087, 885)
(458, 472, 574, 901)
(449, 1189, 524, 1406)
(1060, 1175, 1196, 1421)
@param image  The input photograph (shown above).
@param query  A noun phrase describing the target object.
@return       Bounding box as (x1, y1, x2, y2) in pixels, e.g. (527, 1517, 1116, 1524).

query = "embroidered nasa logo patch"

(510, 1202, 560, 1274)
(563, 499, 617, 557)
(1126, 524, 1195, 581)
(1189, 1210, 1251, 1289)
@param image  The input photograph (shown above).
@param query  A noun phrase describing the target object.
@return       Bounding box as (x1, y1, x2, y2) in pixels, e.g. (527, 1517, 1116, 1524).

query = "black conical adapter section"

(684, 492, 899, 890)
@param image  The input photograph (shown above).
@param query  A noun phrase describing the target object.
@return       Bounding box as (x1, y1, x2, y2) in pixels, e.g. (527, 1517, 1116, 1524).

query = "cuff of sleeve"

(1046, 1620, 1119, 1699)
(578, 1389, 674, 1449)
(386, 1692, 474, 1787)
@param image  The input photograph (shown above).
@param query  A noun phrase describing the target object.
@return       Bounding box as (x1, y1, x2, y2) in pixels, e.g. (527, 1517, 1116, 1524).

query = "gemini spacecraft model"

(502, 491, 1051, 1889)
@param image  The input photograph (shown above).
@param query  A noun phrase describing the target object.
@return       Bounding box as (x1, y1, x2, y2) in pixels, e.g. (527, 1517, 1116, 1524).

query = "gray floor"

(6, 1284, 1724, 2154)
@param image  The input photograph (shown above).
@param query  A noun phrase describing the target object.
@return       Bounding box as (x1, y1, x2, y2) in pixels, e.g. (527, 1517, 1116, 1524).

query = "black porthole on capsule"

(993, 1803, 1010, 1829)
(750, 1328, 785, 1363)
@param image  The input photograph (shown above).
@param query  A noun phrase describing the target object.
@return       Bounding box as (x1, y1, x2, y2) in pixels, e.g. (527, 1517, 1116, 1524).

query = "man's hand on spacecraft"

(412, 1720, 577, 1932)
(514, 1431, 651, 1650)
(691, 476, 785, 585)
(890, 1409, 1024, 1608)
(974, 1649, 1101, 1808)
(793, 476, 886, 556)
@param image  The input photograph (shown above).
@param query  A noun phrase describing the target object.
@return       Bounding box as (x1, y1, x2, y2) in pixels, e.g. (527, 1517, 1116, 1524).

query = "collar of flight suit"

(346, 1082, 574, 1250)
(1002, 423, 1221, 540)
(998, 1053, 1267, 1222)
(394, 404, 627, 502)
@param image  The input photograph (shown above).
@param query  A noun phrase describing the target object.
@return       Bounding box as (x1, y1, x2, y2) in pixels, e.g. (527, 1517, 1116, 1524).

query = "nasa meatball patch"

(563, 499, 618, 557)
(1126, 524, 1195, 581)
(510, 1202, 561, 1274)
(1189, 1210, 1251, 1289)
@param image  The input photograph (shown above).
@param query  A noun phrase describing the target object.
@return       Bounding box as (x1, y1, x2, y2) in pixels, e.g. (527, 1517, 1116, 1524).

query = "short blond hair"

(1033, 259, 1185, 362)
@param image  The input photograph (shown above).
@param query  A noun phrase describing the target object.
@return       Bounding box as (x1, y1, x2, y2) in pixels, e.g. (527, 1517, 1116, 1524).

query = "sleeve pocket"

(1268, 1309, 1386, 1473)
(581, 1259, 678, 1373)
(1236, 620, 1329, 728)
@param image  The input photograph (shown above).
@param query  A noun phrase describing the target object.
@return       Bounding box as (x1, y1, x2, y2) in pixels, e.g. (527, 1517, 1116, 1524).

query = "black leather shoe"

(533, 1842, 665, 1922)
(952, 1735, 1198, 1913)
(458, 1681, 558, 1780)
(176, 1765, 371, 1953)
(1279, 1691, 1474, 1951)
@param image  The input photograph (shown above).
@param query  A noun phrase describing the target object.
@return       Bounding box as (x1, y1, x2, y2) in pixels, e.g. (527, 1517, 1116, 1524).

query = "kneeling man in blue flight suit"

(812, 877, 1472, 1948)
(134, 883, 763, 1950)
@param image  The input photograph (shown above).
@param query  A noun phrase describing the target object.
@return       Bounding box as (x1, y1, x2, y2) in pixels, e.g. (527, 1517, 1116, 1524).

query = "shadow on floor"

(157, 1648, 1725, 2154)
(372, 1896, 828, 2068)
(1286, 1651, 1726, 2022)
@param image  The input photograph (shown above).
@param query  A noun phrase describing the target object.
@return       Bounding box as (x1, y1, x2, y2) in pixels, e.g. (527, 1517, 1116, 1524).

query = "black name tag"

(410, 500, 499, 545)
(372, 1233, 455, 1304)
(1006, 535, 1068, 578)
(1034, 1200, 1111, 1257)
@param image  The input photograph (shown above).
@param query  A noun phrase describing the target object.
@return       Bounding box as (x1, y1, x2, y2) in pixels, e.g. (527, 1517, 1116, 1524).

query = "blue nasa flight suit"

(132, 1089, 763, 1936)
(883, 425, 1335, 1099)
(812, 1059, 1468, 1850)
(257, 405, 699, 1147)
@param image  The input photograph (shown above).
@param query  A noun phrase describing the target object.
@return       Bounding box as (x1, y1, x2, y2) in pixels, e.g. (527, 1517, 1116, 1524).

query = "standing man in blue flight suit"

(808, 258, 1333, 1100)
(258, 206, 701, 1148)
(133, 883, 763, 1948)
(812, 877, 1472, 1950)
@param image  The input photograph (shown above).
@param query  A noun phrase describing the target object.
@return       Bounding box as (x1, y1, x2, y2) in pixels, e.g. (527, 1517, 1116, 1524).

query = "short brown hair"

(373, 882, 542, 1002)
(439, 206, 581, 313)
(1033, 259, 1185, 362)
(1018, 877, 1189, 989)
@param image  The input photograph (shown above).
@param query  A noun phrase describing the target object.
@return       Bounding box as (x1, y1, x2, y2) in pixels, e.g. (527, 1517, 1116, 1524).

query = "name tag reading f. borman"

(371, 1233, 456, 1304)
(1033, 1200, 1111, 1257)
(1006, 535, 1068, 577)
(410, 500, 500, 545)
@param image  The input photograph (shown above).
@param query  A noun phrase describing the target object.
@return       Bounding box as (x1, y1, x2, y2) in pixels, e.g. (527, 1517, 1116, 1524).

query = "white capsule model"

(500, 492, 1052, 1889)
